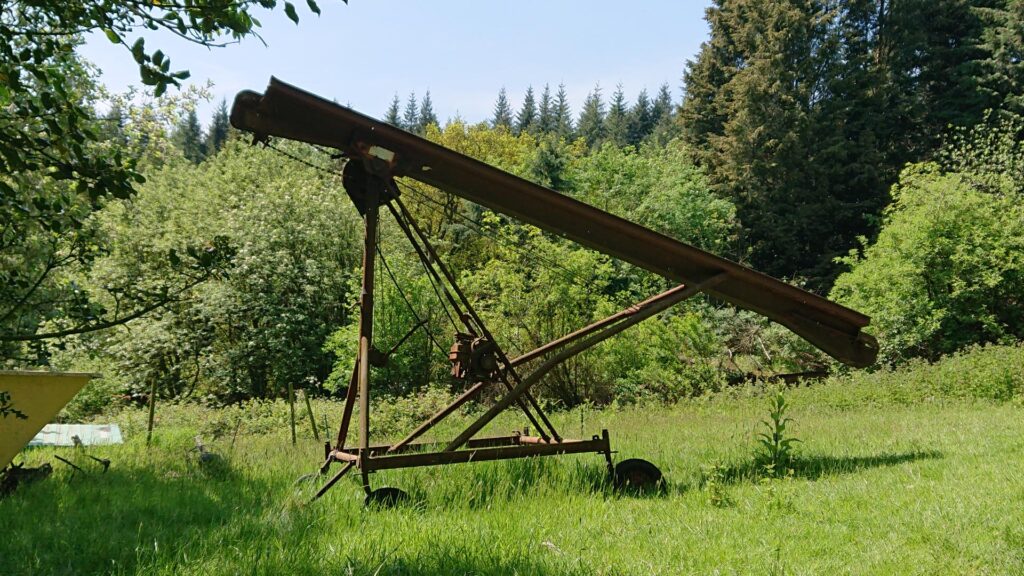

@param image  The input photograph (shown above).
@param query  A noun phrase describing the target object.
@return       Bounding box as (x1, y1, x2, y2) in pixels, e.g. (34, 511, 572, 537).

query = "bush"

(831, 163, 1024, 365)
(595, 309, 726, 403)
(787, 343, 1024, 409)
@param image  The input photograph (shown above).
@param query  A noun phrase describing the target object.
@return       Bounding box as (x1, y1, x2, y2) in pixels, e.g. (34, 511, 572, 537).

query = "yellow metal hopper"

(0, 371, 97, 469)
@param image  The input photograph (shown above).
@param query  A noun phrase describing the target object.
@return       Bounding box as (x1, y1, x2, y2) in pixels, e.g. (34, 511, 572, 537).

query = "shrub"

(832, 163, 1024, 365)
(785, 343, 1024, 410)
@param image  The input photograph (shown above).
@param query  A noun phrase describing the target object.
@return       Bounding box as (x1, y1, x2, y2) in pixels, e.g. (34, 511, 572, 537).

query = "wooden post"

(303, 388, 320, 442)
(287, 380, 297, 446)
(146, 377, 157, 446)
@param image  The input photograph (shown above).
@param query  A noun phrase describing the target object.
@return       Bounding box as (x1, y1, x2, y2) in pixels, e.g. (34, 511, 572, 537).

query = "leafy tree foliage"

(65, 140, 360, 400)
(833, 117, 1024, 365)
(2, 83, 226, 363)
(832, 163, 1024, 365)
(1, 0, 330, 355)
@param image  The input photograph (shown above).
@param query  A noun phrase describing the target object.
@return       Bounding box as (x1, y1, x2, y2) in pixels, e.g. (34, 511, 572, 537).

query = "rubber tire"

(613, 458, 663, 492)
(364, 486, 410, 508)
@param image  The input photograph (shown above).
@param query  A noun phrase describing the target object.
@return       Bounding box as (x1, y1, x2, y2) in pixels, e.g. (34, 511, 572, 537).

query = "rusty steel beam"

(357, 184, 380, 470)
(511, 283, 698, 368)
(386, 380, 488, 453)
(360, 435, 611, 472)
(335, 434, 527, 460)
(312, 461, 354, 500)
(230, 78, 879, 367)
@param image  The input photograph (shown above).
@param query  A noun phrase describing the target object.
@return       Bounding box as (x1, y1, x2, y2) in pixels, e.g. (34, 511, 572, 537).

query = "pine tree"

(884, 0, 1008, 148)
(529, 135, 568, 190)
(577, 84, 606, 148)
(515, 86, 537, 135)
(206, 99, 230, 154)
(677, 0, 1019, 289)
(418, 90, 438, 133)
(537, 84, 554, 134)
(976, 2, 1024, 118)
(173, 108, 206, 163)
(100, 103, 128, 147)
(384, 93, 401, 127)
(553, 83, 573, 138)
(492, 87, 513, 129)
(402, 91, 419, 131)
(680, 0, 885, 287)
(679, 0, 733, 157)
(604, 84, 629, 146)
(627, 88, 654, 145)
(681, 1, 830, 283)
(651, 83, 673, 125)
(647, 84, 677, 144)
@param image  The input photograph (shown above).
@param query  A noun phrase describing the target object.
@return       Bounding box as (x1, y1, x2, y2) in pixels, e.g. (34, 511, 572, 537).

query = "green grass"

(3, 346, 1024, 575)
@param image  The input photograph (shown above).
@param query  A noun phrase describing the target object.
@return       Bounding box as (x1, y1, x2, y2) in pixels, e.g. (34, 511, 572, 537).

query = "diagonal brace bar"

(388, 197, 558, 441)
(511, 283, 712, 368)
(444, 273, 727, 452)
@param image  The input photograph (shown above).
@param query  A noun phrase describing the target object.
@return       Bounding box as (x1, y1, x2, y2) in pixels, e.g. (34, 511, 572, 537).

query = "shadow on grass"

(0, 459, 277, 576)
(331, 555, 593, 576)
(716, 449, 944, 485)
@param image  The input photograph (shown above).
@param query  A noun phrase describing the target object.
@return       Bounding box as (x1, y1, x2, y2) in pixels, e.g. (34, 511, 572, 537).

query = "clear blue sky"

(80, 1, 712, 124)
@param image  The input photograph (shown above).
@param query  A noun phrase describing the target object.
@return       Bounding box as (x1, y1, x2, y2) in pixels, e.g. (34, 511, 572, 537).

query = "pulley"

(448, 333, 499, 382)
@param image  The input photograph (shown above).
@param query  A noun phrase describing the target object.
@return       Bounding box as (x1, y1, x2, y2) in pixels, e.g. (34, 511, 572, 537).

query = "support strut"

(316, 169, 723, 502)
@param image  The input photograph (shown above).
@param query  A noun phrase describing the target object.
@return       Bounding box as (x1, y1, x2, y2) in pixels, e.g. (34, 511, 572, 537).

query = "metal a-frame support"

(313, 162, 724, 502)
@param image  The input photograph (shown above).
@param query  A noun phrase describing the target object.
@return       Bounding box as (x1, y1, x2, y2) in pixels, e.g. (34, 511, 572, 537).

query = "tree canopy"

(681, 0, 1024, 290)
(0, 0, 331, 356)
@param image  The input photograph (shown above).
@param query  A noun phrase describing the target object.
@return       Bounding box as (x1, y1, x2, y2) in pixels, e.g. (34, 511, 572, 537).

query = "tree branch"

(0, 273, 211, 342)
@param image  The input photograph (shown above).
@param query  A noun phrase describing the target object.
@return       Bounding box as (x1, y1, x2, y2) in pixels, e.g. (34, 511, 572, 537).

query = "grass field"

(2, 346, 1023, 575)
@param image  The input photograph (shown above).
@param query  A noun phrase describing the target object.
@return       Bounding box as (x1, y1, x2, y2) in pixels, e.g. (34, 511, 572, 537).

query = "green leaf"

(131, 38, 146, 63)
(306, 0, 321, 15)
(284, 2, 299, 23)
(103, 28, 121, 44)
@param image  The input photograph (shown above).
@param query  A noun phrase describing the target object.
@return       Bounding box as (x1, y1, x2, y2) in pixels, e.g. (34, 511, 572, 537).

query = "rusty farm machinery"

(229, 78, 878, 504)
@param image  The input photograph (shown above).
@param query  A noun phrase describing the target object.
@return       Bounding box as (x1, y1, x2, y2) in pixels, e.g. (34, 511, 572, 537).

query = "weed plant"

(756, 387, 799, 477)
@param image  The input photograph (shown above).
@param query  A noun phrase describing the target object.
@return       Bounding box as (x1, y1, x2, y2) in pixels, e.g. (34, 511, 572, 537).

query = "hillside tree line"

(2, 0, 1022, 412)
